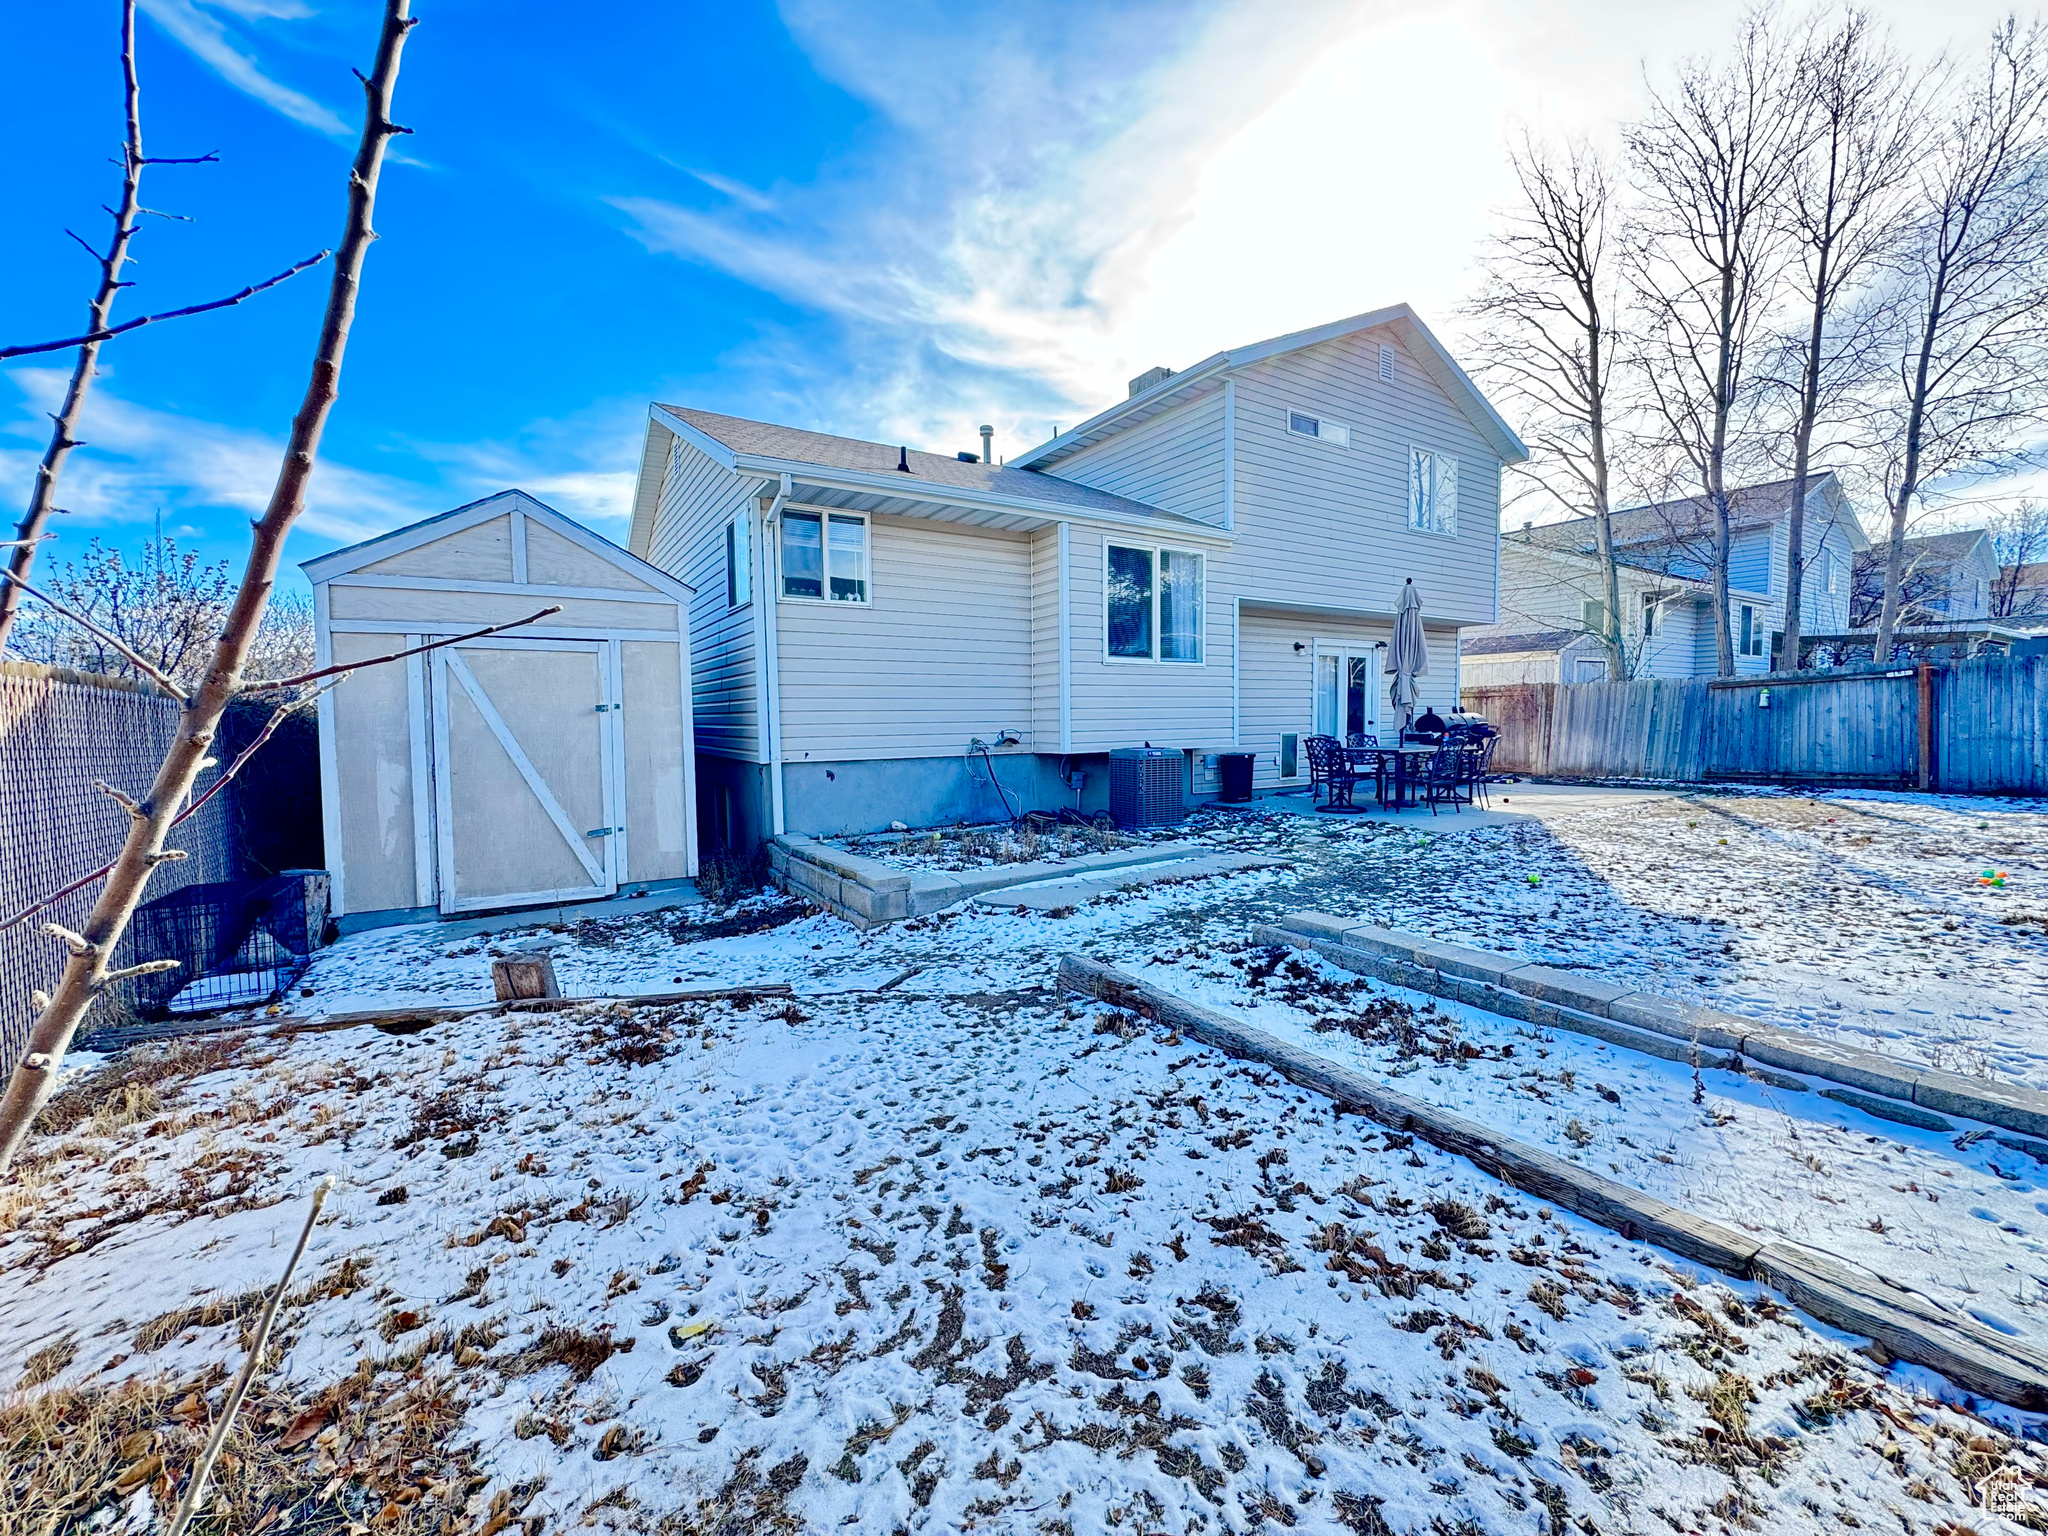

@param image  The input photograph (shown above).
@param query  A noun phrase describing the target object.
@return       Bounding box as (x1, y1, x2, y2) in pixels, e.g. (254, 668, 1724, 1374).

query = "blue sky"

(0, 0, 2025, 594)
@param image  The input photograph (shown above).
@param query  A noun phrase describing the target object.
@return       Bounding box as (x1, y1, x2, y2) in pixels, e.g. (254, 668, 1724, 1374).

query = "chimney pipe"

(979, 424, 993, 464)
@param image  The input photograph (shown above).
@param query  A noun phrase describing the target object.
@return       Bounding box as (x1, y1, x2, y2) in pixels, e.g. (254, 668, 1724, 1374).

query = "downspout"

(762, 473, 791, 836)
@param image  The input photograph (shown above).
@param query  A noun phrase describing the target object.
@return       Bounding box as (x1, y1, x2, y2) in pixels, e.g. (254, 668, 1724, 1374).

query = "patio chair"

(1420, 744, 1471, 815)
(1467, 735, 1500, 809)
(1304, 735, 1364, 812)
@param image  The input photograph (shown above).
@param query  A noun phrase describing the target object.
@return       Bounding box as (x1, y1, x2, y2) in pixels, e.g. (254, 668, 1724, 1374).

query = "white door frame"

(1310, 640, 1385, 740)
(428, 636, 621, 913)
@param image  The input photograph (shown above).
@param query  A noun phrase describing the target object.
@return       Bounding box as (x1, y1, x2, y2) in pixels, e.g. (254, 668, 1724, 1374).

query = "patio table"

(1345, 743, 1438, 810)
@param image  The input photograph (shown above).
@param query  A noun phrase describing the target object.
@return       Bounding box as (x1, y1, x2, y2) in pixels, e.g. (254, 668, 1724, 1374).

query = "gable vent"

(1378, 344, 1395, 383)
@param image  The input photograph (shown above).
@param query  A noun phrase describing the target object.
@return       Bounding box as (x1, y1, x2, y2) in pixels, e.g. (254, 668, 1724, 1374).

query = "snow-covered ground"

(7, 785, 2048, 1532)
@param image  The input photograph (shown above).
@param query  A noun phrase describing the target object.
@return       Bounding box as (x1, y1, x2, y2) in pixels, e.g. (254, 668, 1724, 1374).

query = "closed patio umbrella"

(1386, 577, 1428, 724)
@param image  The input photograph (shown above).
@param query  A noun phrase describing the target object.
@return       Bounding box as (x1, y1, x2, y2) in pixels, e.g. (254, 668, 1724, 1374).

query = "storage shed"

(304, 489, 697, 927)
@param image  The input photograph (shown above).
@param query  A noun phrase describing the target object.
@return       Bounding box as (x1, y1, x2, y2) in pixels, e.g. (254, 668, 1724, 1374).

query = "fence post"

(1916, 663, 1934, 792)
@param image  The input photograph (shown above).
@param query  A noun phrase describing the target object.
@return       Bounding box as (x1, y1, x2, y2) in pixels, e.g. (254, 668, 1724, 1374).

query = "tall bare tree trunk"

(0, 0, 417, 1176)
(0, 1, 146, 653)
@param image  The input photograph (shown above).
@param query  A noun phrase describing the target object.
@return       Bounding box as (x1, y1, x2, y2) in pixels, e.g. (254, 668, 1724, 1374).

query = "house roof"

(1520, 472, 1867, 559)
(1900, 527, 1991, 562)
(301, 488, 692, 602)
(648, 405, 1215, 537)
(1007, 303, 1530, 472)
(1462, 629, 1584, 657)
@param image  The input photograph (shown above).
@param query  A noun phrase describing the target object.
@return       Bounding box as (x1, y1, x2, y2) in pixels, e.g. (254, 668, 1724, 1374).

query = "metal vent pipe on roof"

(896, 446, 910, 472)
(980, 424, 993, 463)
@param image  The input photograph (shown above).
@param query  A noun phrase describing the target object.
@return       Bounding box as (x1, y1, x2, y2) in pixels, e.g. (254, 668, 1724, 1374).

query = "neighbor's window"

(1824, 554, 1840, 595)
(781, 510, 868, 603)
(1107, 542, 1204, 662)
(1581, 598, 1607, 633)
(1409, 448, 1458, 536)
(726, 512, 751, 608)
(1641, 592, 1658, 637)
(1739, 604, 1764, 656)
(1287, 410, 1350, 448)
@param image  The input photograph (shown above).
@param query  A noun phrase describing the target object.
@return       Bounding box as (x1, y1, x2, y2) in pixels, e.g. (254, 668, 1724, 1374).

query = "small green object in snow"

(1527, 874, 1542, 887)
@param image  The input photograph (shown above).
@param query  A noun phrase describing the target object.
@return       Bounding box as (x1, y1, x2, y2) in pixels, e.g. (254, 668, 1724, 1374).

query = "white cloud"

(622, 0, 2031, 464)
(684, 168, 776, 213)
(138, 0, 350, 138)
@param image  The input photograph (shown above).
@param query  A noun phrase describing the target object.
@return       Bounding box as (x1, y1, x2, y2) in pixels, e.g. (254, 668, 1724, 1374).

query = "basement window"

(1287, 409, 1350, 448)
(782, 510, 869, 603)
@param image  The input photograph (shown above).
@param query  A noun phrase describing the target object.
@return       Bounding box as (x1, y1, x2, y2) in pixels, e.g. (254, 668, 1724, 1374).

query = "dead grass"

(34, 1034, 250, 1139)
(0, 1360, 529, 1536)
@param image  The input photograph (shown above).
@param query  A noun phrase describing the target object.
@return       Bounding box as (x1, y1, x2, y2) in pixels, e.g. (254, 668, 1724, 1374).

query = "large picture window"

(1106, 542, 1203, 663)
(781, 510, 868, 603)
(1409, 447, 1458, 537)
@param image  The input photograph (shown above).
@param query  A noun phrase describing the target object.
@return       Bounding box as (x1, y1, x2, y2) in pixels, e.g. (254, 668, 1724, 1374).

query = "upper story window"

(1106, 543, 1204, 663)
(1641, 591, 1659, 637)
(1409, 447, 1458, 537)
(782, 510, 869, 603)
(1287, 410, 1349, 448)
(1824, 553, 1840, 594)
(726, 512, 752, 608)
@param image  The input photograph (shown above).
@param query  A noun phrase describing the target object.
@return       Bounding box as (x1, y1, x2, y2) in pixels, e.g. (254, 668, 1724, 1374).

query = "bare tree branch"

(0, 567, 187, 700)
(0, 0, 150, 653)
(240, 604, 564, 693)
(0, 0, 420, 1175)
(0, 250, 330, 360)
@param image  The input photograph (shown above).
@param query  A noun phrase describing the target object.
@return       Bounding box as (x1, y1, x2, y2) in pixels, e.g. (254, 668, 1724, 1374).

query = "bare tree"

(0, 1, 325, 654)
(0, 0, 420, 1176)
(1989, 501, 2048, 616)
(1471, 135, 1637, 677)
(1769, 9, 1922, 672)
(1627, 10, 1807, 676)
(1873, 20, 2048, 660)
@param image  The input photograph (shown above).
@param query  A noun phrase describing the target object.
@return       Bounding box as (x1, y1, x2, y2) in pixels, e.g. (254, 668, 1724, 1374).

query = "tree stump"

(491, 953, 560, 1002)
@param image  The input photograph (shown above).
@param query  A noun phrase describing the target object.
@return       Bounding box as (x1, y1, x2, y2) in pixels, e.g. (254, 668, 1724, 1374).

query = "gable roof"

(1521, 472, 1868, 560)
(1007, 303, 1529, 472)
(1898, 526, 1992, 563)
(301, 488, 692, 602)
(1462, 629, 1584, 657)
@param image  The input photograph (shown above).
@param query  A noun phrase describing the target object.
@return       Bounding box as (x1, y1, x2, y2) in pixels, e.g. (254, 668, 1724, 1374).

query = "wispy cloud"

(137, 0, 349, 138)
(685, 168, 775, 213)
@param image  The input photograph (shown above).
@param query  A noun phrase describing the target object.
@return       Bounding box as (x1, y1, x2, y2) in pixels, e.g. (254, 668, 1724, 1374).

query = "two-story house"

(1851, 527, 2000, 627)
(626, 305, 1527, 844)
(1467, 474, 1866, 682)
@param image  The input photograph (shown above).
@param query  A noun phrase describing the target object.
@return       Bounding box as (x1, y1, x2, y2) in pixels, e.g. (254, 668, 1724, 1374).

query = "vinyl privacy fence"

(0, 661, 233, 1070)
(1462, 654, 2048, 794)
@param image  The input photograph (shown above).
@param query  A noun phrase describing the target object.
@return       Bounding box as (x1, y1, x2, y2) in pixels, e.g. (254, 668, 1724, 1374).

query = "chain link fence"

(0, 660, 235, 1071)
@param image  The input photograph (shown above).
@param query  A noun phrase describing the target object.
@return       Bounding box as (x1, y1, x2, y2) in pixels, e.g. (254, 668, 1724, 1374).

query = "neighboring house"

(1471, 474, 1866, 679)
(1997, 560, 2048, 623)
(1462, 534, 1718, 686)
(626, 304, 1528, 844)
(1851, 528, 2001, 627)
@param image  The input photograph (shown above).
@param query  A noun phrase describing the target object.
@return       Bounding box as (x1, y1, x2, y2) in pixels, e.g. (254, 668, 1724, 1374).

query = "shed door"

(430, 639, 619, 913)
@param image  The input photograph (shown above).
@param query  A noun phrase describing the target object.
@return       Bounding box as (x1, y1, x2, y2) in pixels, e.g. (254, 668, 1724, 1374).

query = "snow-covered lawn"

(7, 784, 2048, 1532)
(5, 992, 2037, 1533)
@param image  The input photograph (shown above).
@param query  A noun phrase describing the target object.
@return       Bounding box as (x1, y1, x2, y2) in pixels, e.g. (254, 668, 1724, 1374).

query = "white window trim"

(1408, 446, 1459, 539)
(777, 507, 872, 606)
(726, 511, 752, 610)
(1102, 540, 1206, 666)
(1284, 406, 1351, 449)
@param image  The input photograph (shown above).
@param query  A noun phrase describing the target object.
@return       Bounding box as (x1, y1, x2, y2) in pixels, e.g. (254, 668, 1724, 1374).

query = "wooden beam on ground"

(1055, 952, 2048, 1413)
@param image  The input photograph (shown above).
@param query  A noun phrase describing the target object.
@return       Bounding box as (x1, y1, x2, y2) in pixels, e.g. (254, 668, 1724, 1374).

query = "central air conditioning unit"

(1109, 747, 1184, 828)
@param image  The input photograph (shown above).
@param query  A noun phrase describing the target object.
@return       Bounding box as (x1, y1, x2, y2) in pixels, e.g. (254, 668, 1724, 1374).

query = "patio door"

(429, 638, 620, 913)
(1313, 649, 1381, 742)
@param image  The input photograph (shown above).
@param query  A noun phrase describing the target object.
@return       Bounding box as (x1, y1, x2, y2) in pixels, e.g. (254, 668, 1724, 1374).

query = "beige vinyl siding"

(647, 439, 760, 760)
(1238, 609, 1460, 791)
(1045, 390, 1228, 527)
(1030, 528, 1063, 750)
(1223, 328, 1502, 627)
(1064, 529, 1234, 754)
(776, 515, 1034, 761)
(361, 516, 513, 581)
(328, 586, 676, 632)
(525, 520, 661, 591)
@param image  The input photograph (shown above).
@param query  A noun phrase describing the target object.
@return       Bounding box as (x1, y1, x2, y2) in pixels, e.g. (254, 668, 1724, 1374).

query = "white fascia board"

(727, 455, 1232, 543)
(302, 489, 547, 584)
(650, 404, 739, 470)
(1011, 301, 1530, 470)
(302, 487, 694, 604)
(627, 416, 677, 558)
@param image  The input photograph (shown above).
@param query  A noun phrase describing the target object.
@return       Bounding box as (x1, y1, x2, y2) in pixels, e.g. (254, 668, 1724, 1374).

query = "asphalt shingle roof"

(662, 406, 1207, 528)
(1519, 475, 1828, 559)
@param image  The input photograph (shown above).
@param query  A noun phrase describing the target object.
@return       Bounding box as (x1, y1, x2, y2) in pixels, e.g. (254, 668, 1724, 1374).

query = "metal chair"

(1304, 735, 1364, 813)
(1420, 745, 1470, 815)
(1467, 735, 1500, 809)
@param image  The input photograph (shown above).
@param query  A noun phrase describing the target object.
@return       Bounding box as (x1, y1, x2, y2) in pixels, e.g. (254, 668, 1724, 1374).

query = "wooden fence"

(1463, 653, 2048, 793)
